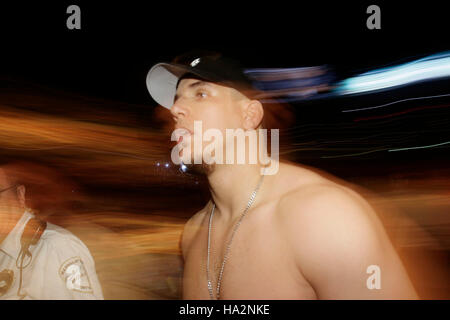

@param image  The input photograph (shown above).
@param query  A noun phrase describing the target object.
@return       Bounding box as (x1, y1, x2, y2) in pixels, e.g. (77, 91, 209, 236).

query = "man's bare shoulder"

(180, 203, 209, 259)
(275, 161, 373, 220)
(274, 162, 385, 268)
(272, 163, 418, 298)
(275, 166, 378, 240)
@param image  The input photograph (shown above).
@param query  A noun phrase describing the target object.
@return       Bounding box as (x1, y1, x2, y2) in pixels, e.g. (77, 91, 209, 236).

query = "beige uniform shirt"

(0, 210, 103, 300)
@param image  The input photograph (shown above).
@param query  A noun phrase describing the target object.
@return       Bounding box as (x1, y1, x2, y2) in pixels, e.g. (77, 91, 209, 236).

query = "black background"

(1, 1, 448, 105)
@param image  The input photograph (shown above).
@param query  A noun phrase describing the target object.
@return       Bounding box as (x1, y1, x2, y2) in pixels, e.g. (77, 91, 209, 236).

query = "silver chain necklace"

(206, 168, 265, 300)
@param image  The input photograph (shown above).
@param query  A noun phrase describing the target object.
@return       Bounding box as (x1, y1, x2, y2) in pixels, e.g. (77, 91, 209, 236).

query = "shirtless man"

(146, 53, 418, 299)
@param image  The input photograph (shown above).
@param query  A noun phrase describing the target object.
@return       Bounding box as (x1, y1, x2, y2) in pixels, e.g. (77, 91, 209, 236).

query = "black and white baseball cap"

(146, 52, 254, 109)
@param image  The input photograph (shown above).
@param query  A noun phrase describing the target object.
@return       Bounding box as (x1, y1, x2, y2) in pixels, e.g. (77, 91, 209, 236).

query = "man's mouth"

(174, 127, 192, 144)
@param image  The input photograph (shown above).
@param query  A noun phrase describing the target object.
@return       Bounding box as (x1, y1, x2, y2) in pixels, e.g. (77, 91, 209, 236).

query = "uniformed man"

(0, 164, 103, 300)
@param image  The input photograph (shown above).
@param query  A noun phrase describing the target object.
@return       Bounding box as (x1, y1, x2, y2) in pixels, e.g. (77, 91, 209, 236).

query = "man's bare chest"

(182, 213, 316, 299)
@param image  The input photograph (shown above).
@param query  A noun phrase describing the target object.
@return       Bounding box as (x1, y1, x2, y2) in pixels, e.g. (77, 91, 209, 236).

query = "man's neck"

(206, 163, 269, 223)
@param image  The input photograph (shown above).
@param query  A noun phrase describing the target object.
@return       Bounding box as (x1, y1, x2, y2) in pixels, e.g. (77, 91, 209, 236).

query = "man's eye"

(196, 91, 207, 98)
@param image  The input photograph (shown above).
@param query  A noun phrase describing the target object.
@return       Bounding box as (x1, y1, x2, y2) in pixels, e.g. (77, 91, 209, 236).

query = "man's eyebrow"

(187, 80, 212, 88)
(174, 80, 212, 102)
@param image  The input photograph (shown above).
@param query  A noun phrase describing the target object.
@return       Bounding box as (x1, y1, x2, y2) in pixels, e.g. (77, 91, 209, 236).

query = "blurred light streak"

(320, 148, 390, 159)
(388, 141, 450, 152)
(0, 145, 156, 161)
(353, 104, 450, 122)
(244, 52, 450, 104)
(342, 93, 450, 113)
(336, 52, 450, 95)
(244, 65, 334, 100)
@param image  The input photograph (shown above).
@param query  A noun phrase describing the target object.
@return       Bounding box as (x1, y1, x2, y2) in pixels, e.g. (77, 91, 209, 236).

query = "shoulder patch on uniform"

(59, 257, 93, 293)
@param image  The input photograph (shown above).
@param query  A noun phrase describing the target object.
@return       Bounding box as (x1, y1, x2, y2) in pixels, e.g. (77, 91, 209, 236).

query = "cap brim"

(146, 61, 251, 109)
(146, 63, 193, 109)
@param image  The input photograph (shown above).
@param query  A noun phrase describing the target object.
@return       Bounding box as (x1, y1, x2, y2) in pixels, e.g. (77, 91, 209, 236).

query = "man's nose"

(170, 100, 189, 120)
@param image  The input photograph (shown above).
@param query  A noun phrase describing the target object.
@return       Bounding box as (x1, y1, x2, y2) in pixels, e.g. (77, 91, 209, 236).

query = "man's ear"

(16, 185, 26, 208)
(242, 100, 264, 130)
